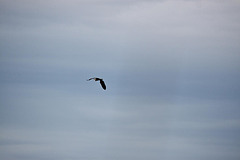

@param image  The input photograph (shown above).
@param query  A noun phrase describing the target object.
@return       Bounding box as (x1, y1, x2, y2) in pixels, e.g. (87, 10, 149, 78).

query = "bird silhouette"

(87, 77, 106, 90)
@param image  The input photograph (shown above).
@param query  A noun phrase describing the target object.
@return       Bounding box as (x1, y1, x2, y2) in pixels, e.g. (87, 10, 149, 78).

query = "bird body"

(87, 77, 106, 90)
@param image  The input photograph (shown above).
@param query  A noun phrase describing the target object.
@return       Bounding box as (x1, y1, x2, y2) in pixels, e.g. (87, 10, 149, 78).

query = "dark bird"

(87, 77, 106, 90)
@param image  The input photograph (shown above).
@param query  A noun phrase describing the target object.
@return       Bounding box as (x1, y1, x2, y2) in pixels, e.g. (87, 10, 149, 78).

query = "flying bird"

(87, 77, 106, 90)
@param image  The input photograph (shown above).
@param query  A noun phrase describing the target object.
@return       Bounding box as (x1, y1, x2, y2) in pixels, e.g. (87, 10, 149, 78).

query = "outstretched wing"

(100, 79, 106, 90)
(87, 77, 95, 81)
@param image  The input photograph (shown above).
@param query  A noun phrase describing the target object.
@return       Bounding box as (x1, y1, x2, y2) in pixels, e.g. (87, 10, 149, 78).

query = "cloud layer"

(1, 0, 240, 160)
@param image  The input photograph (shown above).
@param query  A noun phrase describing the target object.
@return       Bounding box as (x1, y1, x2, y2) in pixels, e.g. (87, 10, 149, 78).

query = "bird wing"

(100, 80, 106, 90)
(87, 78, 95, 81)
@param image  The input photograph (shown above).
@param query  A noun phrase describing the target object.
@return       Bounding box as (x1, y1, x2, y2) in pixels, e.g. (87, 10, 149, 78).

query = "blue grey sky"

(0, 0, 240, 160)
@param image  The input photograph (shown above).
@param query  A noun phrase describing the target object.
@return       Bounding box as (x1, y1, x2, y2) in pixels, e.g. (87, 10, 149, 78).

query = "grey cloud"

(1, 0, 240, 160)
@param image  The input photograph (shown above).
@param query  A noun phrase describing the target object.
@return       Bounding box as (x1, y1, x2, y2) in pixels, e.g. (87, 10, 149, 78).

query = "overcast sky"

(0, 0, 240, 160)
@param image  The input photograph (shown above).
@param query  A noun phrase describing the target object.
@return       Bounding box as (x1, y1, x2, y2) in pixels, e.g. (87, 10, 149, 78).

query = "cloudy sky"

(0, 0, 240, 160)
